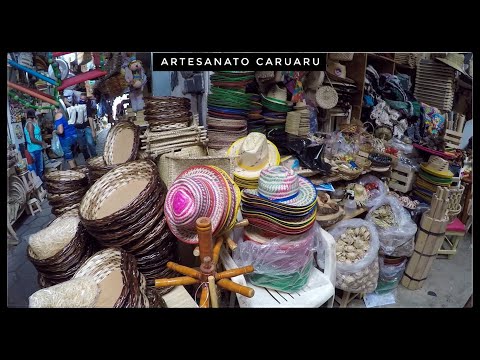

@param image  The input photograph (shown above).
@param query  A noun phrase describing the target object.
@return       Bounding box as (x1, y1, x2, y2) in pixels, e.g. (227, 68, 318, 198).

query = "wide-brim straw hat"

(326, 60, 355, 84)
(420, 155, 453, 178)
(328, 53, 354, 62)
(227, 133, 280, 180)
(242, 166, 317, 208)
(435, 53, 471, 78)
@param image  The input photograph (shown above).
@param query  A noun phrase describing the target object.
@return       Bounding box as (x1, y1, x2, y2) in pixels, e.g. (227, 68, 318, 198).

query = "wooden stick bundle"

(401, 186, 450, 290)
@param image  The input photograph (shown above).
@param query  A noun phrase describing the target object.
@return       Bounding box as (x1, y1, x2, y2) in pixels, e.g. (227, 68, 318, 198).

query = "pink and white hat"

(165, 165, 233, 244)
(243, 166, 317, 207)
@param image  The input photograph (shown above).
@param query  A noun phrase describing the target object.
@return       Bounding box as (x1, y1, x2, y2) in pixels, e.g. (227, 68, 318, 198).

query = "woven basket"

(28, 223, 95, 286)
(103, 122, 140, 166)
(51, 203, 81, 217)
(80, 160, 160, 227)
(86, 156, 117, 183)
(44, 170, 88, 194)
(73, 248, 149, 308)
(316, 86, 338, 109)
(157, 145, 237, 189)
(328, 53, 354, 61)
(446, 185, 465, 211)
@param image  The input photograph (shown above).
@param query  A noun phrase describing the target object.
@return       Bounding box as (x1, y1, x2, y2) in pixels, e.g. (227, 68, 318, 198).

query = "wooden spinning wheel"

(155, 217, 255, 308)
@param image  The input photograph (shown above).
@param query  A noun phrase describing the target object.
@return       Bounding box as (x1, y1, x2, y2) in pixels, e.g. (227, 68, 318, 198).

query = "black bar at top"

(152, 53, 328, 71)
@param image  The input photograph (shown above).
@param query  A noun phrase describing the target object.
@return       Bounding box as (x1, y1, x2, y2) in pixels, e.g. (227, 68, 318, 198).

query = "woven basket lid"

(316, 86, 338, 109)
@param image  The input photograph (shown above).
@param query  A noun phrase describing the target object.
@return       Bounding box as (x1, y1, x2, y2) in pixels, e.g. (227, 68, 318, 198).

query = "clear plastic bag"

(365, 195, 417, 257)
(375, 257, 407, 294)
(388, 137, 413, 154)
(326, 219, 380, 293)
(233, 224, 318, 292)
(357, 174, 388, 208)
(51, 130, 64, 157)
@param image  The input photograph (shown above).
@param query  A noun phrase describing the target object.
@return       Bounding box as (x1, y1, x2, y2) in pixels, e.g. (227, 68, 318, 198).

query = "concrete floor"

(6, 124, 473, 307)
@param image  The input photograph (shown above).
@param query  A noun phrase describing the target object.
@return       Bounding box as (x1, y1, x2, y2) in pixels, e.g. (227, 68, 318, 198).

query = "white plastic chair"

(220, 226, 336, 308)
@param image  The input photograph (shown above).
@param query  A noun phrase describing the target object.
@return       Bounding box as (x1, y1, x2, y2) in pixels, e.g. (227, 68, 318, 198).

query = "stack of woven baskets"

(86, 122, 140, 184)
(27, 214, 95, 288)
(79, 160, 177, 293)
(45, 170, 89, 216)
(72, 248, 164, 308)
(144, 96, 192, 131)
(140, 113, 207, 159)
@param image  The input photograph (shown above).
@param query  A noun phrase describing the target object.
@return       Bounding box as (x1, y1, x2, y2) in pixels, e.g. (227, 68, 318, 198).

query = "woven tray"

(103, 122, 140, 166)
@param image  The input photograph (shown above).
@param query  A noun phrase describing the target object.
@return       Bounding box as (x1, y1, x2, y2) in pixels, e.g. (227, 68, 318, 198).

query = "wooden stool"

(437, 218, 466, 259)
(36, 185, 47, 202)
(17, 170, 34, 192)
(27, 198, 42, 216)
(334, 290, 365, 308)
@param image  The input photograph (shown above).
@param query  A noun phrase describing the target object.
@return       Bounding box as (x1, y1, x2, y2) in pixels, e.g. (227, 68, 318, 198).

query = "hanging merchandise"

(124, 58, 147, 112)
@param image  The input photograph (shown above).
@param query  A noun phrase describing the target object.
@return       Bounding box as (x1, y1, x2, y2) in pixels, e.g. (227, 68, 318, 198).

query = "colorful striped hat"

(244, 166, 317, 208)
(165, 165, 239, 244)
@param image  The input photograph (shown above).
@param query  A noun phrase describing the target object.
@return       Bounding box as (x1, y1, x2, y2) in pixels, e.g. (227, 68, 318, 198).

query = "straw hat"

(266, 84, 288, 102)
(328, 53, 354, 62)
(227, 132, 280, 180)
(420, 155, 453, 178)
(326, 60, 355, 84)
(244, 166, 317, 208)
(435, 53, 470, 78)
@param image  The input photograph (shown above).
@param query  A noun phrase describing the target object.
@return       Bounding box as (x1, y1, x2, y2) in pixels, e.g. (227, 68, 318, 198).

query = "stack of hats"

(207, 71, 259, 148)
(414, 59, 456, 112)
(247, 93, 265, 134)
(207, 85, 251, 149)
(261, 84, 292, 133)
(45, 170, 89, 216)
(413, 155, 453, 203)
(79, 160, 178, 291)
(144, 96, 192, 131)
(27, 214, 95, 288)
(226, 132, 280, 189)
(241, 166, 318, 235)
(164, 165, 240, 244)
(285, 100, 311, 136)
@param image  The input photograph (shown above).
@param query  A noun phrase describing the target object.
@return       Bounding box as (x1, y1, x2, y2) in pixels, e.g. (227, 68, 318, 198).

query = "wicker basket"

(28, 223, 95, 287)
(103, 122, 140, 166)
(157, 145, 236, 188)
(86, 156, 117, 184)
(328, 53, 354, 61)
(73, 248, 149, 308)
(80, 160, 160, 226)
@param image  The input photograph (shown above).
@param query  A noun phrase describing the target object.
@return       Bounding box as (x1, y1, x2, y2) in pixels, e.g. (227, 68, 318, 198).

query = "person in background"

(54, 107, 78, 169)
(23, 109, 47, 179)
(75, 93, 98, 159)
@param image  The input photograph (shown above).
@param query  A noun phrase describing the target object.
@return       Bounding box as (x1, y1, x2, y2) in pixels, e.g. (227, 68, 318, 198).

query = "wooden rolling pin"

(208, 276, 219, 308)
(226, 236, 237, 251)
